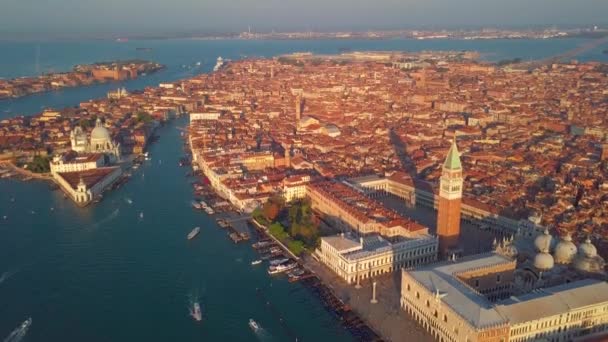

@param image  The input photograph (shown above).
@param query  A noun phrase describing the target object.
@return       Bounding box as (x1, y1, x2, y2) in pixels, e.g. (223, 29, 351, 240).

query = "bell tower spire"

(437, 137, 463, 257)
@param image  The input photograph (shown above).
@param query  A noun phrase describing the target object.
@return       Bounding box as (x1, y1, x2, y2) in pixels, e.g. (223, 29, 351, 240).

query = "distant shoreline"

(2, 28, 607, 42)
(0, 60, 164, 101)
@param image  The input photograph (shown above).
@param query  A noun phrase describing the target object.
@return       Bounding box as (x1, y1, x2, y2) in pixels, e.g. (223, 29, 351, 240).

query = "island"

(2, 51, 608, 341)
(0, 59, 164, 100)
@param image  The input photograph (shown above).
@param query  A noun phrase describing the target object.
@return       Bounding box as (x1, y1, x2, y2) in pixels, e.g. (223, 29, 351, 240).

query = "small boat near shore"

(251, 260, 262, 266)
(269, 258, 289, 266)
(268, 262, 297, 275)
(187, 227, 201, 240)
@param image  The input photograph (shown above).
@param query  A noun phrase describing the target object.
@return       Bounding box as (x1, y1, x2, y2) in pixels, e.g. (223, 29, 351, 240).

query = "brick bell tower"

(437, 137, 463, 258)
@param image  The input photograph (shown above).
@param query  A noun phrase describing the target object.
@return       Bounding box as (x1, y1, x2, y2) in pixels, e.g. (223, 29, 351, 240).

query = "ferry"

(187, 227, 201, 240)
(251, 260, 262, 266)
(190, 302, 202, 322)
(248, 319, 260, 331)
(268, 262, 297, 275)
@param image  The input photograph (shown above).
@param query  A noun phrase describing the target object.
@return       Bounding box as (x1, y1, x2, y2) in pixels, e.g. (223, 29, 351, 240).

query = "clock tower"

(437, 137, 463, 257)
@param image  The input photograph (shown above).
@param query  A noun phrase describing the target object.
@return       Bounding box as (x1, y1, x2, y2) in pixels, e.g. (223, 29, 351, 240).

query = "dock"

(215, 214, 252, 244)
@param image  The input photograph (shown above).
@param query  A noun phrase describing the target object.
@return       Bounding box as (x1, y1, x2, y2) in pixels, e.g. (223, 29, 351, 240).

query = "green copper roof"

(444, 139, 462, 170)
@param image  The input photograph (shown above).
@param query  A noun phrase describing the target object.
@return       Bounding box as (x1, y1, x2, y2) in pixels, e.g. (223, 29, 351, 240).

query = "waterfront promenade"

(304, 255, 433, 342)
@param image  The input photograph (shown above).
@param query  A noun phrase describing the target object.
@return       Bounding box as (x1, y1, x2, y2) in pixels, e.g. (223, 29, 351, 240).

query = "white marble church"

(50, 117, 123, 206)
(70, 118, 121, 163)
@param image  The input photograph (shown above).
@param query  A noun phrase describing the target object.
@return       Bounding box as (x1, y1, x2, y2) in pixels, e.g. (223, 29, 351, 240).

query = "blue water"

(1, 38, 608, 341)
(0, 117, 352, 342)
(1, 38, 607, 118)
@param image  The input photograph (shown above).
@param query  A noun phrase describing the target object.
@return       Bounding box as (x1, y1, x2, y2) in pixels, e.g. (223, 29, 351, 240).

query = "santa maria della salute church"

(70, 118, 121, 163)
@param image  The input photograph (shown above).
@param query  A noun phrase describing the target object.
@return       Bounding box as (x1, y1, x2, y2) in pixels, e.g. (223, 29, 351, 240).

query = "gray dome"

(554, 233, 577, 264)
(534, 229, 553, 253)
(578, 237, 597, 258)
(574, 257, 593, 273)
(534, 252, 554, 271)
(91, 118, 111, 142)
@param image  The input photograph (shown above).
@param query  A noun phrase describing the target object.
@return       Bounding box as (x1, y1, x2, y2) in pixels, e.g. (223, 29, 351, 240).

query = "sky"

(1, 0, 607, 37)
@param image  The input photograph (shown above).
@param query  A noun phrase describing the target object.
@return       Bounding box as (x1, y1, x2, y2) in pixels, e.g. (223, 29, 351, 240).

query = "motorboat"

(248, 319, 259, 331)
(190, 302, 202, 321)
(187, 227, 201, 240)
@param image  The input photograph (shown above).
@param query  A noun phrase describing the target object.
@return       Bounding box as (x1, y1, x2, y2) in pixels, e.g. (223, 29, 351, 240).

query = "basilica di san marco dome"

(534, 229, 553, 253)
(573, 237, 605, 274)
(534, 251, 555, 271)
(553, 233, 578, 265)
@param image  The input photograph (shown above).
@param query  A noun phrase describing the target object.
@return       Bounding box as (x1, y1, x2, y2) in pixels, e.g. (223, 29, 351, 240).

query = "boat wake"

(251, 325, 273, 341)
(0, 269, 19, 286)
(3, 318, 31, 342)
(89, 208, 120, 230)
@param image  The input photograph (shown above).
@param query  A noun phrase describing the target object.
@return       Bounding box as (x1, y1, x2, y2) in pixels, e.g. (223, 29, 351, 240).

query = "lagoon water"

(0, 38, 607, 341)
(1, 38, 607, 118)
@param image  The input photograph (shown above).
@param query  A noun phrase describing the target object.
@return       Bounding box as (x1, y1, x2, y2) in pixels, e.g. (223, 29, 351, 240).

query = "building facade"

(50, 153, 105, 174)
(316, 233, 438, 284)
(401, 253, 608, 342)
(53, 167, 122, 205)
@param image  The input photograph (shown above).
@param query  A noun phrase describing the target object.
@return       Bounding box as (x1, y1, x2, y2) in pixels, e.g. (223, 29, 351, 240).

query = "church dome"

(554, 233, 577, 264)
(534, 252, 554, 271)
(578, 237, 597, 258)
(534, 229, 553, 253)
(91, 118, 112, 143)
(574, 257, 594, 273)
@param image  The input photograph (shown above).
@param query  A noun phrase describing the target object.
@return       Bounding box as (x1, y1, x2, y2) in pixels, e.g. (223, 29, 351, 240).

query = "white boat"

(190, 302, 202, 322)
(139, 212, 144, 219)
(4, 317, 32, 342)
(269, 258, 289, 266)
(251, 260, 262, 266)
(191, 201, 201, 209)
(268, 262, 297, 275)
(187, 227, 201, 240)
(248, 319, 259, 331)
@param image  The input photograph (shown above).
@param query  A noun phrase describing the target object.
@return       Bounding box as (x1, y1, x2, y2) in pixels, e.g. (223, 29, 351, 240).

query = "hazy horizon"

(1, 0, 607, 39)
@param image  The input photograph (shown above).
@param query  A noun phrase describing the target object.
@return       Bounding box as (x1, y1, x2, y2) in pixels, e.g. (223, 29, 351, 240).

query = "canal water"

(1, 37, 608, 341)
(0, 117, 353, 341)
